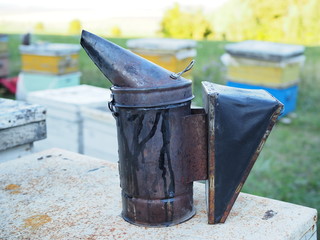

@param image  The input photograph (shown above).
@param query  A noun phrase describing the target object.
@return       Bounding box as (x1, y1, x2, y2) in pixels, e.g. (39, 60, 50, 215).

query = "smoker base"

(121, 191, 196, 227)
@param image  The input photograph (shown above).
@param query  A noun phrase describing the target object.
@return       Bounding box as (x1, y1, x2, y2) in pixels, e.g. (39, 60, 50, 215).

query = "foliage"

(160, 4, 213, 40)
(34, 22, 45, 34)
(210, 0, 320, 45)
(110, 26, 122, 37)
(68, 19, 82, 35)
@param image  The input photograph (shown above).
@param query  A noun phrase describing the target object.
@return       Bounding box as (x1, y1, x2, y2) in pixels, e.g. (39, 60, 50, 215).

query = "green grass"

(2, 34, 320, 233)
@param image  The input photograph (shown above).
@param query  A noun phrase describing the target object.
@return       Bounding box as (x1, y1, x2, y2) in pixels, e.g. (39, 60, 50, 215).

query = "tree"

(301, 0, 320, 45)
(111, 26, 122, 37)
(34, 22, 45, 34)
(210, 0, 320, 45)
(161, 4, 213, 40)
(68, 19, 82, 35)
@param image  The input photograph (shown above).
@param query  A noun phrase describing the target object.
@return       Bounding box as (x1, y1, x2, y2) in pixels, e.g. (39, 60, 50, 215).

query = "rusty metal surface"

(80, 29, 290, 227)
(202, 81, 284, 224)
(116, 102, 195, 226)
(0, 148, 317, 240)
(80, 30, 191, 88)
(181, 108, 208, 183)
(81, 30, 198, 227)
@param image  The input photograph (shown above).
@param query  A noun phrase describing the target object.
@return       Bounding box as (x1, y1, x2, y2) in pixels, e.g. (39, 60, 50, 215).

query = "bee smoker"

(80, 30, 283, 227)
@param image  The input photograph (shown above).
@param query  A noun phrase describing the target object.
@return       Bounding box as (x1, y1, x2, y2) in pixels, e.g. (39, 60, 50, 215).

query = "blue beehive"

(21, 72, 81, 92)
(226, 81, 298, 117)
(222, 41, 304, 117)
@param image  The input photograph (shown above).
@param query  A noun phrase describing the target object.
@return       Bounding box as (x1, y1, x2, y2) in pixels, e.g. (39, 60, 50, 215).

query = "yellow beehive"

(20, 43, 80, 75)
(127, 38, 196, 78)
(224, 55, 303, 87)
(223, 41, 305, 87)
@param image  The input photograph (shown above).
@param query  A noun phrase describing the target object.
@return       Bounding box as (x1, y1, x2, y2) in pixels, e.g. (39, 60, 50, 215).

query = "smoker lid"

(19, 43, 81, 56)
(111, 81, 193, 108)
(225, 40, 305, 62)
(127, 38, 196, 51)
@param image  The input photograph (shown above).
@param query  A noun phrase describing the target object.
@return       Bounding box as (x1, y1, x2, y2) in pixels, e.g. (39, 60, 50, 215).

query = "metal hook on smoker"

(108, 92, 119, 118)
(170, 60, 195, 79)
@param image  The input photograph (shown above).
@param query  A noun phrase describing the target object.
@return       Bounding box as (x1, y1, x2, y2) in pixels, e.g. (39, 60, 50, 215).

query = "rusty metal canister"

(81, 30, 283, 227)
(81, 30, 196, 227)
(115, 102, 194, 226)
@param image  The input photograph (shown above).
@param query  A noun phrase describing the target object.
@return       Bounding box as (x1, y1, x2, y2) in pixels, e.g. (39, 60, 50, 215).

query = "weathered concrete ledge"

(0, 148, 317, 239)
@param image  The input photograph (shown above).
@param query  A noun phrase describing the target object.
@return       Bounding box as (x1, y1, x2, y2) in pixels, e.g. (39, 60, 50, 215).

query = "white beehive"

(27, 85, 111, 154)
(81, 105, 118, 162)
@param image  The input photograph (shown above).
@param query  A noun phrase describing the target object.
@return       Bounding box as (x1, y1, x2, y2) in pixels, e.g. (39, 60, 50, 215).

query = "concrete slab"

(0, 148, 317, 240)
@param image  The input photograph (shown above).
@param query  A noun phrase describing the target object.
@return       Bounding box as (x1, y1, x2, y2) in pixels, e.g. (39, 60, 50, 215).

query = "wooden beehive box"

(127, 38, 197, 79)
(223, 40, 305, 88)
(16, 72, 81, 100)
(0, 98, 46, 162)
(81, 105, 118, 162)
(19, 43, 80, 75)
(27, 85, 110, 154)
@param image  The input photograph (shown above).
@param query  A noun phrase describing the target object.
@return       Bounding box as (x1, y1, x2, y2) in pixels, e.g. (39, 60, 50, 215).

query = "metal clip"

(170, 60, 195, 79)
(108, 92, 119, 118)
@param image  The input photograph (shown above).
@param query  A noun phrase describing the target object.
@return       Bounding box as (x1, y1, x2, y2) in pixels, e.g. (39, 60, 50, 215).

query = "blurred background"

(1, 0, 319, 43)
(0, 0, 319, 235)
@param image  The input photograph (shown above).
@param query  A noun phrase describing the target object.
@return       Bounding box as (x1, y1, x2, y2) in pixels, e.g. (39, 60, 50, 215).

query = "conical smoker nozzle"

(80, 30, 191, 88)
(80, 30, 193, 107)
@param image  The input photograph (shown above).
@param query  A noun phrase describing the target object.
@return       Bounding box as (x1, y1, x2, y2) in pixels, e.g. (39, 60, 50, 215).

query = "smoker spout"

(80, 30, 190, 88)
